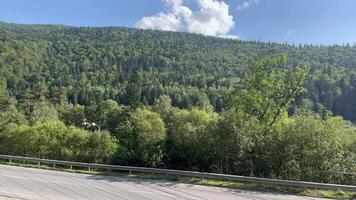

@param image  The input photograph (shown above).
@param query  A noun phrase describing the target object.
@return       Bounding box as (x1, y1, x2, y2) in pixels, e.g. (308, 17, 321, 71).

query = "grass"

(1, 160, 355, 200)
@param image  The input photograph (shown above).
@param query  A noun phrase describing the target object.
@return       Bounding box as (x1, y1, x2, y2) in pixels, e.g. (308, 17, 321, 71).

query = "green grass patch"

(0, 160, 355, 200)
(302, 189, 355, 199)
(188, 179, 355, 200)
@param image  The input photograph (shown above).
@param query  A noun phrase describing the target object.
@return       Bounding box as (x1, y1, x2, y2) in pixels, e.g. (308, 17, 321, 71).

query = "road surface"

(0, 164, 327, 200)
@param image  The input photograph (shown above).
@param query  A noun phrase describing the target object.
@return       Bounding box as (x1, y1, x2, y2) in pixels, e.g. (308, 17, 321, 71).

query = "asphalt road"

(0, 164, 328, 200)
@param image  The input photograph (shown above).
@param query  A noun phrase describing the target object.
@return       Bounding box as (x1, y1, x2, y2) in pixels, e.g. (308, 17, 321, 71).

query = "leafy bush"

(0, 121, 117, 163)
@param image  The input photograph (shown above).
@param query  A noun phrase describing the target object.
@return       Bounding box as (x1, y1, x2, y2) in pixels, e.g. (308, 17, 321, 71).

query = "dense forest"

(0, 22, 355, 185)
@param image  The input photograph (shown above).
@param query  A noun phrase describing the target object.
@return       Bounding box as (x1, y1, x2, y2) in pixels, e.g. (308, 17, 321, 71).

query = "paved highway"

(0, 164, 327, 200)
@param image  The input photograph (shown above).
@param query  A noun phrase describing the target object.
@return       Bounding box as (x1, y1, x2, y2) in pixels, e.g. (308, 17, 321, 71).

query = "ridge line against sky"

(0, 0, 356, 45)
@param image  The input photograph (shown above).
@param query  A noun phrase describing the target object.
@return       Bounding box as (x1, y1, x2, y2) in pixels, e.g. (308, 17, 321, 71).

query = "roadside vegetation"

(0, 23, 355, 188)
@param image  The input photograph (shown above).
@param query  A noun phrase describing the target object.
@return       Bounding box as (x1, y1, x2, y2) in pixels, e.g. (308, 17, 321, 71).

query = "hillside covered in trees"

(0, 22, 355, 185)
(1, 22, 356, 119)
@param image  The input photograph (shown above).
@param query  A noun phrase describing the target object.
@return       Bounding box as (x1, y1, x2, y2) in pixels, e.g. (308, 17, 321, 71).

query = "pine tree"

(125, 71, 142, 109)
(0, 78, 10, 112)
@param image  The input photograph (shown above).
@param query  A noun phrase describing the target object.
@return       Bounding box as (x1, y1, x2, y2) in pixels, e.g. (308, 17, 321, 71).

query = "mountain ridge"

(1, 22, 356, 120)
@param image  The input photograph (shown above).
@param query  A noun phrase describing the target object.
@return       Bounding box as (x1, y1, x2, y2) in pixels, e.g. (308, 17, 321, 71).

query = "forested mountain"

(0, 22, 355, 185)
(1, 22, 356, 120)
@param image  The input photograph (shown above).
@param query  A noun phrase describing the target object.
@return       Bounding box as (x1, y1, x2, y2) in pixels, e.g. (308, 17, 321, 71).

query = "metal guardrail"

(0, 154, 355, 192)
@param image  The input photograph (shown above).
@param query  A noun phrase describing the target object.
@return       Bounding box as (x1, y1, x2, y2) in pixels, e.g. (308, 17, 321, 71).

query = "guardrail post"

(88, 167, 91, 172)
(53, 163, 56, 168)
(38, 162, 40, 166)
(70, 165, 73, 170)
(9, 159, 11, 164)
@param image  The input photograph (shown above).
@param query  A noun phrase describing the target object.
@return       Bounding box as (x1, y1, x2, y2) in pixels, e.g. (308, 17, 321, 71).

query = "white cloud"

(135, 13, 181, 31)
(136, 0, 236, 38)
(237, 0, 259, 10)
(163, 0, 191, 17)
(185, 0, 235, 36)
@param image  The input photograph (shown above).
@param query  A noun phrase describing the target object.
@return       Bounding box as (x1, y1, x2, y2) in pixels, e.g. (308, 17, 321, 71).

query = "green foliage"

(114, 108, 166, 167)
(0, 22, 355, 186)
(0, 77, 26, 131)
(59, 104, 86, 127)
(212, 56, 307, 176)
(230, 56, 307, 131)
(1, 22, 356, 120)
(213, 105, 261, 174)
(125, 71, 142, 109)
(0, 121, 117, 163)
(279, 111, 352, 184)
(85, 99, 120, 128)
(165, 108, 219, 170)
(133, 108, 166, 167)
(0, 77, 10, 111)
(30, 101, 59, 124)
(152, 95, 173, 121)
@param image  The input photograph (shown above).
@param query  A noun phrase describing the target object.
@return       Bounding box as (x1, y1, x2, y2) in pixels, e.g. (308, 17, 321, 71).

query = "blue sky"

(0, 0, 355, 45)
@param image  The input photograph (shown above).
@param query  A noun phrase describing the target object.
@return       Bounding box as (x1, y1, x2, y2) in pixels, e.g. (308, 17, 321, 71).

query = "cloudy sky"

(0, 0, 356, 45)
